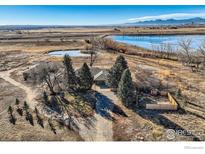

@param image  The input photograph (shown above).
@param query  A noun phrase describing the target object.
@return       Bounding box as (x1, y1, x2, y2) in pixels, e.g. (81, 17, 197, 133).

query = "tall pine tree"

(115, 55, 128, 69)
(63, 54, 77, 90)
(117, 69, 136, 107)
(107, 55, 128, 90)
(78, 63, 93, 91)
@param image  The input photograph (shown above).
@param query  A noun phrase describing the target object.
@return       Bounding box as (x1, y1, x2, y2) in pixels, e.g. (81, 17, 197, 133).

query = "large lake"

(112, 35, 205, 52)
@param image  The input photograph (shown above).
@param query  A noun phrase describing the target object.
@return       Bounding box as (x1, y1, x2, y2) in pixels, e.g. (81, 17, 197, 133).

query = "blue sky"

(0, 5, 205, 25)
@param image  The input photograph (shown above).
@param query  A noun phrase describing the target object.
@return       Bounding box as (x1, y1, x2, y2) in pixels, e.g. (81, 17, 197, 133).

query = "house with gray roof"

(76, 67, 109, 87)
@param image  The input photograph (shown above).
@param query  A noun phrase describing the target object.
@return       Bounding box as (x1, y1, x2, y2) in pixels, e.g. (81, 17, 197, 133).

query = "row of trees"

(8, 99, 34, 126)
(98, 37, 204, 73)
(86, 37, 128, 67)
(107, 55, 136, 107)
(8, 98, 59, 134)
(63, 55, 93, 92)
(151, 39, 205, 72)
(86, 37, 107, 67)
(89, 36, 205, 73)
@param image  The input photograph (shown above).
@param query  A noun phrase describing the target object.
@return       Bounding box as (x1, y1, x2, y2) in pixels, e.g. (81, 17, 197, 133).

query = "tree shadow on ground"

(25, 112, 34, 126)
(67, 116, 81, 132)
(95, 92, 127, 121)
(83, 116, 97, 129)
(36, 115, 44, 128)
(185, 110, 205, 121)
(61, 97, 70, 105)
(136, 109, 201, 141)
(50, 95, 97, 132)
(9, 115, 16, 125)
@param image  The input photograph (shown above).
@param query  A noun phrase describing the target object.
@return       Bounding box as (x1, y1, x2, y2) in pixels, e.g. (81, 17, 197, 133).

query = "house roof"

(76, 67, 108, 81)
(94, 70, 108, 81)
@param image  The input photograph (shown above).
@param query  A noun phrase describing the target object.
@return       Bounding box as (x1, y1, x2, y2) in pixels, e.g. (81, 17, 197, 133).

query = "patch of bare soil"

(0, 51, 29, 71)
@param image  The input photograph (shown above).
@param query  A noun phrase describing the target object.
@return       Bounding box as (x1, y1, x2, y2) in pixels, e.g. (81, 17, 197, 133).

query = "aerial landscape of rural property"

(0, 5, 205, 141)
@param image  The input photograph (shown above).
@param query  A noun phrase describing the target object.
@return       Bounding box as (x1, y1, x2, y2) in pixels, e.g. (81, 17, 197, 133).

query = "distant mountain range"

(126, 17, 205, 26)
(1, 17, 205, 30)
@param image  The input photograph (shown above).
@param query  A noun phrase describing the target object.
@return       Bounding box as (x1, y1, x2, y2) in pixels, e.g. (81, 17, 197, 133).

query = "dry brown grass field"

(0, 26, 204, 141)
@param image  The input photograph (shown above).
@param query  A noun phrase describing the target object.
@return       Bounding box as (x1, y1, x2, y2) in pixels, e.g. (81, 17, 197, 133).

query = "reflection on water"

(112, 35, 205, 52)
(48, 50, 90, 57)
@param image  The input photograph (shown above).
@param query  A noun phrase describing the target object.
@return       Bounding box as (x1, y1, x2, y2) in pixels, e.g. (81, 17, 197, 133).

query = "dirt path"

(76, 86, 116, 141)
(94, 91, 114, 141)
(0, 66, 38, 109)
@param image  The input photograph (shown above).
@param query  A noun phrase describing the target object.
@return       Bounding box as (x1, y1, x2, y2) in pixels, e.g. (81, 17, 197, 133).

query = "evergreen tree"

(8, 106, 13, 115)
(8, 106, 16, 124)
(15, 98, 20, 106)
(63, 54, 77, 90)
(107, 55, 128, 89)
(117, 69, 136, 107)
(23, 101, 29, 112)
(107, 63, 122, 89)
(115, 55, 128, 69)
(78, 63, 93, 91)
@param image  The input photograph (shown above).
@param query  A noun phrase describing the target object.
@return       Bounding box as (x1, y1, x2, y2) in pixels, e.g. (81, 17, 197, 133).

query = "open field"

(0, 26, 204, 141)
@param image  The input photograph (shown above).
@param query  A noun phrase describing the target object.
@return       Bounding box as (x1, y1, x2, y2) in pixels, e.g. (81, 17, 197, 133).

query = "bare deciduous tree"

(178, 39, 193, 65)
(198, 40, 205, 67)
(151, 43, 175, 64)
(165, 43, 174, 59)
(89, 37, 99, 67)
(31, 63, 62, 95)
(88, 37, 106, 67)
(178, 39, 202, 72)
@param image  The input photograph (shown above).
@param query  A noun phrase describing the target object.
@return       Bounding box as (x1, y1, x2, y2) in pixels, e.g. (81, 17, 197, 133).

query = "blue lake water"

(48, 50, 90, 57)
(112, 35, 205, 52)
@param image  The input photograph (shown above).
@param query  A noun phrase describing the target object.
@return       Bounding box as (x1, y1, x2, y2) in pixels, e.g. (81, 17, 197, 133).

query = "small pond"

(48, 50, 90, 57)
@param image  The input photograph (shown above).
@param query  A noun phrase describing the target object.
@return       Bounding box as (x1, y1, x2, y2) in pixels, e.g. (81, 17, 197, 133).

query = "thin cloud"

(128, 13, 205, 22)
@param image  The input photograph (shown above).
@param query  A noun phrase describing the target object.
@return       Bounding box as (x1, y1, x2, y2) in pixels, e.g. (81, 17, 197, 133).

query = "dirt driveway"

(76, 86, 119, 141)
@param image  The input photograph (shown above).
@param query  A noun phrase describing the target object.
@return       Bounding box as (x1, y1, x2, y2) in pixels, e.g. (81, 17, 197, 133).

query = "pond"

(111, 35, 205, 52)
(48, 50, 90, 57)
